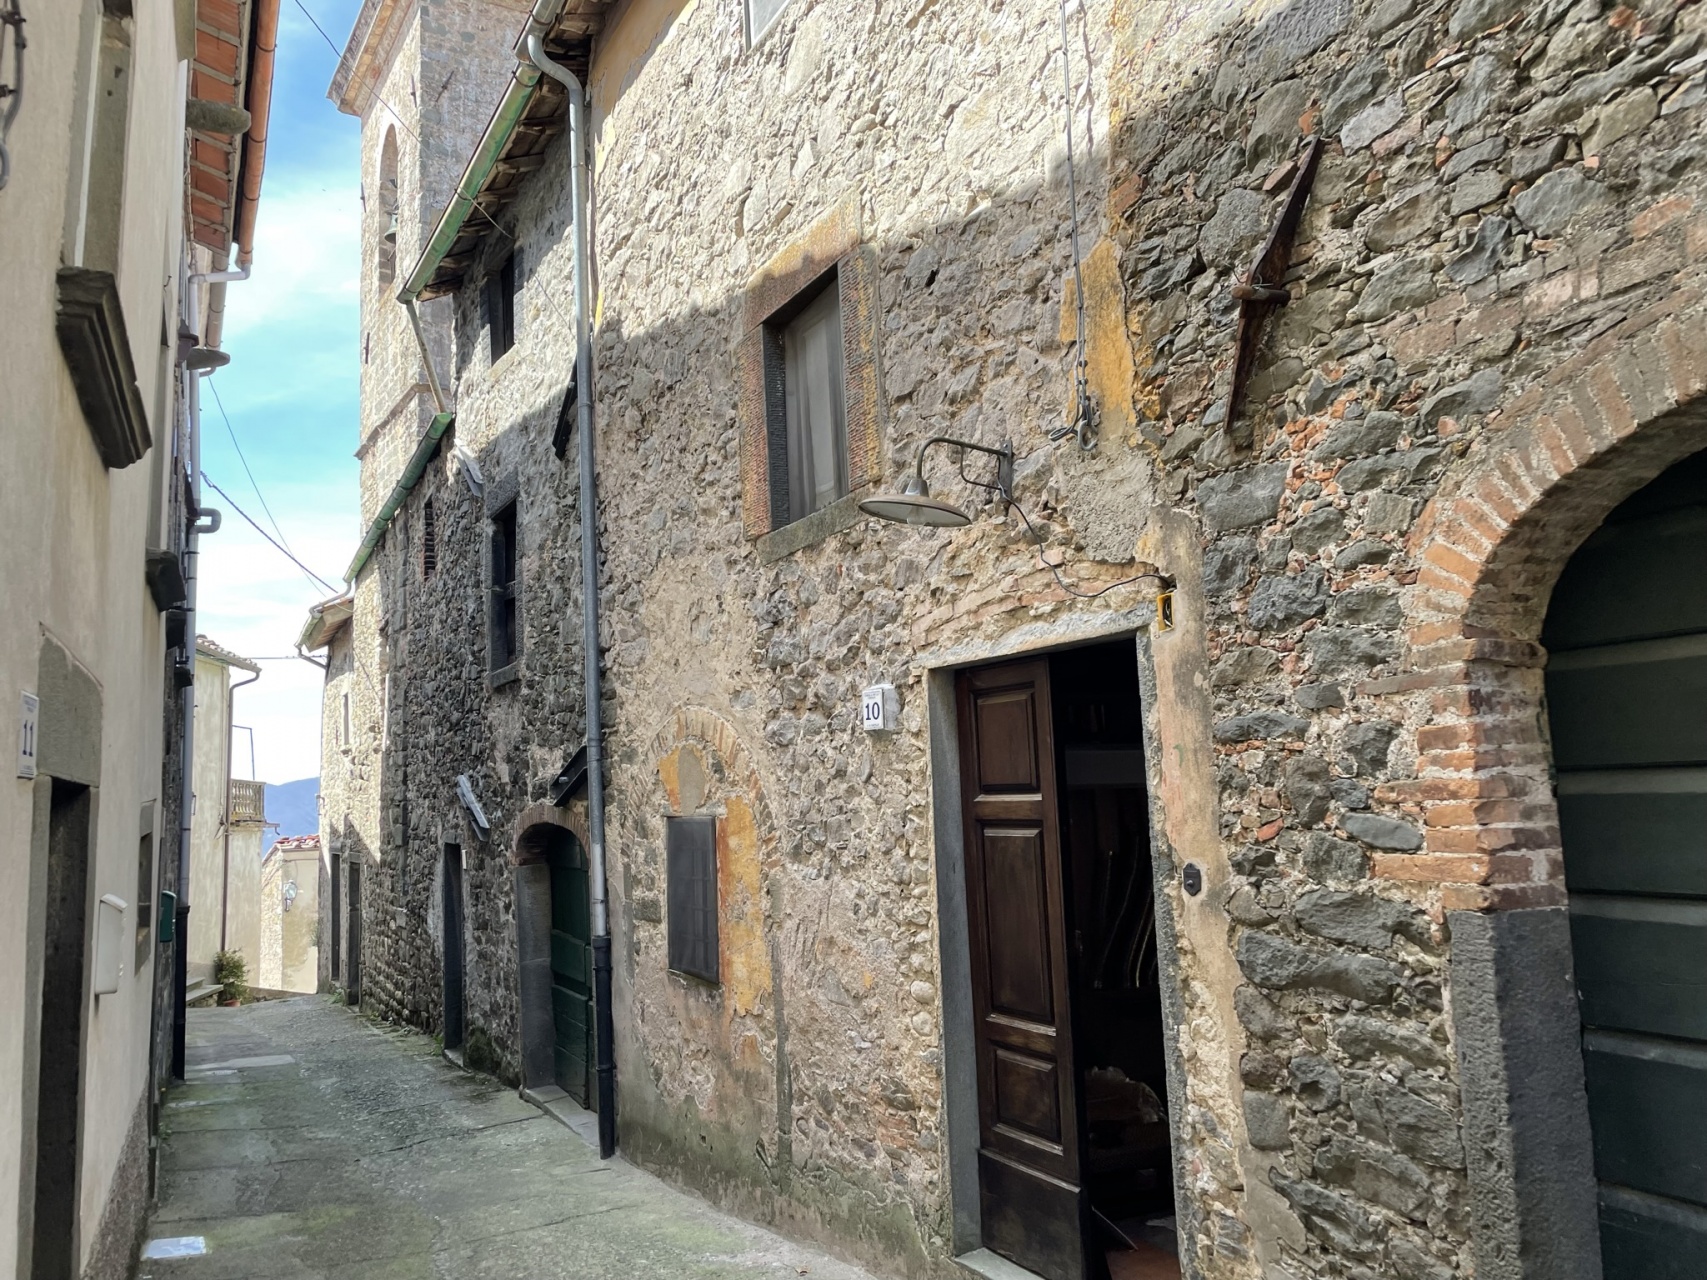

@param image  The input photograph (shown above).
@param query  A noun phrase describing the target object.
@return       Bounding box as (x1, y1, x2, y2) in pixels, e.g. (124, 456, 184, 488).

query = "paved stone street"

(141, 998, 879, 1280)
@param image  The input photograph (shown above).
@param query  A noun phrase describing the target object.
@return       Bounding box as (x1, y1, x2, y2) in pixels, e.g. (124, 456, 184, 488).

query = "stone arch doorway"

(1540, 446, 1707, 1278)
(1386, 318, 1706, 1279)
(514, 807, 594, 1108)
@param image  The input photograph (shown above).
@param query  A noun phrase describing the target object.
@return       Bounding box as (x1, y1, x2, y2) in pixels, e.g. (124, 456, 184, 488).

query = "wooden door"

(346, 862, 362, 1006)
(957, 660, 1086, 1280)
(546, 834, 593, 1107)
(442, 845, 466, 1054)
(1544, 450, 1707, 1278)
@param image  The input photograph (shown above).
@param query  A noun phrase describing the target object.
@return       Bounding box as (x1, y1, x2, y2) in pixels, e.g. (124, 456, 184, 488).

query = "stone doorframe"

(921, 614, 1201, 1277)
(1376, 312, 1707, 1280)
(512, 803, 591, 1093)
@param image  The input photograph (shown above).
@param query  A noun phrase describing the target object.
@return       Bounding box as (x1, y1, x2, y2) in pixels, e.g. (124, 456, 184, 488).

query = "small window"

(421, 496, 437, 578)
(340, 691, 351, 747)
(772, 276, 848, 524)
(488, 253, 517, 363)
(747, 0, 791, 41)
(666, 816, 719, 983)
(376, 128, 399, 286)
(489, 501, 519, 670)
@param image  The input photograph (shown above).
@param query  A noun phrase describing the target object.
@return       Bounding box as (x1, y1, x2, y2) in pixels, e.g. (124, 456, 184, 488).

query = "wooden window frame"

(488, 252, 518, 364)
(737, 201, 882, 551)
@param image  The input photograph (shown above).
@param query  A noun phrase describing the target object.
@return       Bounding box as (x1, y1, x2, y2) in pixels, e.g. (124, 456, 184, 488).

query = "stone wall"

(327, 0, 1707, 1278)
(1099, 0, 1707, 1274)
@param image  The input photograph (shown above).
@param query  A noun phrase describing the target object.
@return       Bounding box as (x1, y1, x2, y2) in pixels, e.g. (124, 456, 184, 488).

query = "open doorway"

(953, 638, 1178, 1280)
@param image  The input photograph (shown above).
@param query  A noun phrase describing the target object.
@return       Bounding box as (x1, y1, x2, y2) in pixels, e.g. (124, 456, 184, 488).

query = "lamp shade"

(859, 473, 971, 527)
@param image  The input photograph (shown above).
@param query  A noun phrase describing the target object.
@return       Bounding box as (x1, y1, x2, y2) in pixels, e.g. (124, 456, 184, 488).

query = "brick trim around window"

(737, 201, 882, 540)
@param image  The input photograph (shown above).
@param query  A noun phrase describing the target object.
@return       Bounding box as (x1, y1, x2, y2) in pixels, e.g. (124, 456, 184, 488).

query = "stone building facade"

(313, 0, 1707, 1278)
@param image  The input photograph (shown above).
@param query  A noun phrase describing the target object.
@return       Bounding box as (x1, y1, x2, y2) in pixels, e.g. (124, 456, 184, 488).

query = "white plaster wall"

(188, 655, 234, 981)
(0, 0, 190, 1264)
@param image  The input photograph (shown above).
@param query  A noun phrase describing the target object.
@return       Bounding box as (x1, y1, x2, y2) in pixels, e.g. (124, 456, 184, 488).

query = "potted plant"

(214, 949, 248, 1006)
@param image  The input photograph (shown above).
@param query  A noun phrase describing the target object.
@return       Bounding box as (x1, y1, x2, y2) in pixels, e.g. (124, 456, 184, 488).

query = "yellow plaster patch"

(657, 747, 682, 812)
(1059, 238, 1136, 437)
(718, 796, 771, 1019)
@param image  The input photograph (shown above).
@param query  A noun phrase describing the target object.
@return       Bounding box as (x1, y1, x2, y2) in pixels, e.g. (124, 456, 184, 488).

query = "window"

(774, 275, 848, 524)
(747, 0, 791, 41)
(488, 253, 517, 363)
(340, 692, 351, 747)
(489, 501, 519, 670)
(666, 817, 719, 982)
(421, 496, 437, 578)
(376, 128, 399, 286)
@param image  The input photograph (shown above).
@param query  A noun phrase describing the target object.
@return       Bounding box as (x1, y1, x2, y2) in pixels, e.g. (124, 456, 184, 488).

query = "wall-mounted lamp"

(182, 346, 229, 372)
(859, 436, 1014, 528)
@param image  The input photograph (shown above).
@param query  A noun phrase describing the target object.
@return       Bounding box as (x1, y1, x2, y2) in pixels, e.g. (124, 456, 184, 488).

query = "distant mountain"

(264, 777, 320, 854)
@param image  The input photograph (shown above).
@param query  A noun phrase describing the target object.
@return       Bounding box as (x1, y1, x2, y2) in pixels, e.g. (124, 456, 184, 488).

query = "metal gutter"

(344, 411, 454, 582)
(397, 61, 545, 304)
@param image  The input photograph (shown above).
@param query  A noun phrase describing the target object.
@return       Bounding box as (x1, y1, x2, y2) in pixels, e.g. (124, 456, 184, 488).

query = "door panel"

(958, 659, 1085, 1280)
(1598, 1185, 1707, 1280)
(981, 828, 1056, 1022)
(1581, 1031, 1707, 1205)
(1570, 896, 1707, 1039)
(545, 835, 593, 1106)
(1545, 450, 1707, 1278)
(1556, 776, 1707, 898)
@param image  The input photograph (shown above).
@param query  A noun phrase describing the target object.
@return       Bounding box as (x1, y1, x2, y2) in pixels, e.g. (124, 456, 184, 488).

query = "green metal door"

(1544, 450, 1707, 1278)
(545, 834, 593, 1107)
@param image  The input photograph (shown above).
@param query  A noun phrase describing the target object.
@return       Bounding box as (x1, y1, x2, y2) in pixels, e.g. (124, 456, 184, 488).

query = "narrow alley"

(140, 1000, 878, 1280)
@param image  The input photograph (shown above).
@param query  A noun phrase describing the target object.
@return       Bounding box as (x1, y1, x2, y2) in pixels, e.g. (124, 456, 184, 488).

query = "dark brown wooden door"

(957, 660, 1086, 1280)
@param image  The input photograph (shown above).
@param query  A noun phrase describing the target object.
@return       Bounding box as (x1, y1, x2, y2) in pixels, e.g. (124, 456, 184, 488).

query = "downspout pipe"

(524, 24, 614, 1162)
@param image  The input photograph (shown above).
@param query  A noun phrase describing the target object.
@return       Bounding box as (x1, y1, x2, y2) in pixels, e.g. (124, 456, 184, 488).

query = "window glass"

(747, 0, 790, 41)
(782, 279, 848, 522)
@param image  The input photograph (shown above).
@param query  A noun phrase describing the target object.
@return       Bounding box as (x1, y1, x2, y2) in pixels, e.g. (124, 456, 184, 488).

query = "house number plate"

(861, 684, 899, 733)
(18, 690, 39, 779)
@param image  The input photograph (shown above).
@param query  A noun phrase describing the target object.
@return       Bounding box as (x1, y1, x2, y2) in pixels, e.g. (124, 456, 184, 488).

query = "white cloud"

(223, 179, 361, 345)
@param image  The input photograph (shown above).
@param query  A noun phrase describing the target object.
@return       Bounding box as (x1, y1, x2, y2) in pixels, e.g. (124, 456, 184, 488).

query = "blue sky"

(196, 0, 363, 785)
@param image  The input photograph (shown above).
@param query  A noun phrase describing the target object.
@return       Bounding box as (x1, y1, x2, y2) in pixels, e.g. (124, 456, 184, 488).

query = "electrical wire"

(953, 447, 1169, 600)
(200, 472, 341, 594)
(207, 375, 299, 561)
(1052, 0, 1095, 451)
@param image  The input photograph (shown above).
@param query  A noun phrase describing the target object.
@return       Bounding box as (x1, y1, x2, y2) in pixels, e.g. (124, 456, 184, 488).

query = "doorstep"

(520, 1083, 600, 1149)
(954, 1249, 1046, 1280)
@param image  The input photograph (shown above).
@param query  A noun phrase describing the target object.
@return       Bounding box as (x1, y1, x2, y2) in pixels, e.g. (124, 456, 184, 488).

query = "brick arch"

(646, 705, 778, 844)
(510, 801, 589, 866)
(1390, 312, 1707, 912)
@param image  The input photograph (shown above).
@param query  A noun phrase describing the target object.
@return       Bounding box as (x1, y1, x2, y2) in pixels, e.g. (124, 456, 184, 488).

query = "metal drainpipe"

(523, 26, 615, 1160)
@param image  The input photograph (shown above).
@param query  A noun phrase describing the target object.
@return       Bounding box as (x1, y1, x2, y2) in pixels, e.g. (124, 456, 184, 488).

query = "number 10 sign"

(861, 684, 899, 733)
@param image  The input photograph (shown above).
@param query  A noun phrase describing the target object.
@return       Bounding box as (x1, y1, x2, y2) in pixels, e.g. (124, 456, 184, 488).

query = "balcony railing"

(229, 779, 266, 825)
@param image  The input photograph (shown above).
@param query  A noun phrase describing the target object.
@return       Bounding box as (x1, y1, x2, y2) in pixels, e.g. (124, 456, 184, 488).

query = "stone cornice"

(55, 268, 151, 470)
(329, 0, 414, 119)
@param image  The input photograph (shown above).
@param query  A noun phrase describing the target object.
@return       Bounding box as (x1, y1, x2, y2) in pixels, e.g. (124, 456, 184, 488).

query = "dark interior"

(1049, 641, 1178, 1278)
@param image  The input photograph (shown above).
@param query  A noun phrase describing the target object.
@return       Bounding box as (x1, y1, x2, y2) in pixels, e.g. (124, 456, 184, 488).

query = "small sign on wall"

(17, 691, 39, 779)
(861, 684, 900, 733)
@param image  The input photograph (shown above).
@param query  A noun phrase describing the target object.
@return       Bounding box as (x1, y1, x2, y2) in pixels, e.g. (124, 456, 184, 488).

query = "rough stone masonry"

(316, 0, 1707, 1278)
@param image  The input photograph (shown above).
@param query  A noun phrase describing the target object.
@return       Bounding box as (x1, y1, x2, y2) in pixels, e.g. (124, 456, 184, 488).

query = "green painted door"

(545, 834, 593, 1107)
(1544, 450, 1707, 1279)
